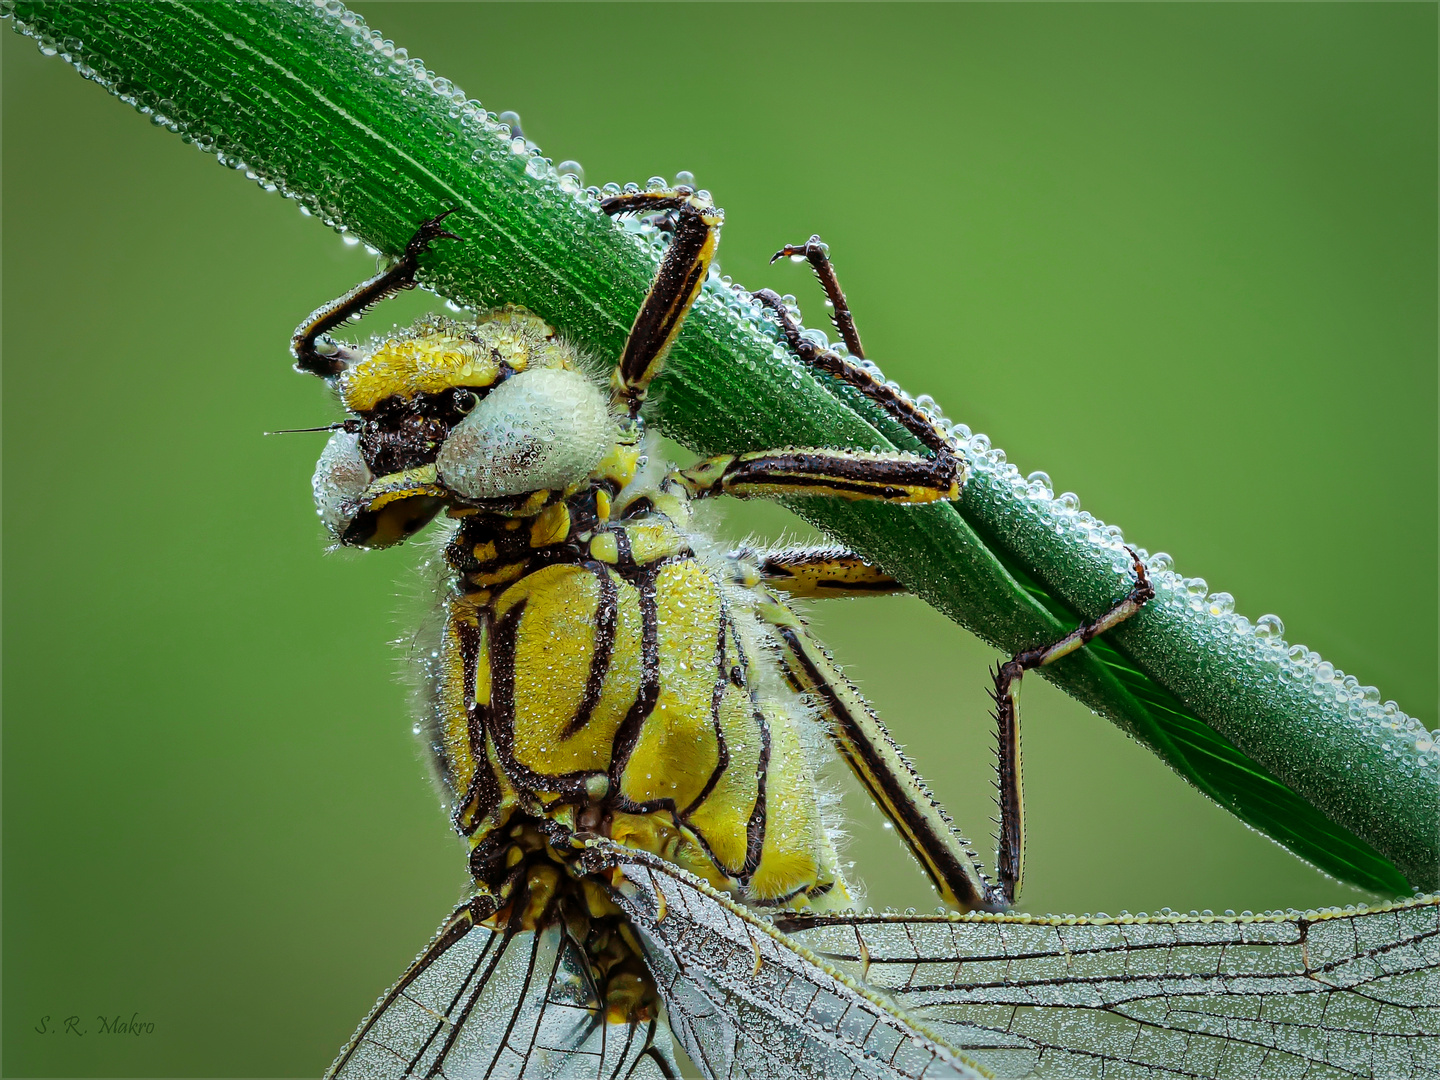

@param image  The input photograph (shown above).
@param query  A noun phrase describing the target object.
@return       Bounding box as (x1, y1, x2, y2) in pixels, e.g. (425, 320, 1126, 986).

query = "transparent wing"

(327, 900, 680, 1080)
(581, 843, 988, 1080)
(786, 895, 1440, 1080)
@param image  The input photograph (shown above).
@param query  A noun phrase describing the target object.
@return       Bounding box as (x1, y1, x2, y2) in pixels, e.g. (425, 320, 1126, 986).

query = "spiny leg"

(604, 218, 962, 504)
(741, 545, 1154, 912)
(771, 234, 866, 361)
(986, 547, 1155, 908)
(667, 445, 960, 504)
(756, 595, 995, 912)
(664, 291, 963, 505)
(600, 189, 723, 418)
(290, 210, 461, 377)
(750, 288, 958, 469)
(727, 545, 903, 598)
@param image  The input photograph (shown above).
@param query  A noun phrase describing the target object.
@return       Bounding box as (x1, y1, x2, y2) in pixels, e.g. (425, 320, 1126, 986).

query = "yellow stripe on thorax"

(747, 701, 834, 906)
(528, 502, 571, 547)
(683, 669, 762, 876)
(493, 564, 642, 779)
(589, 518, 689, 567)
(618, 561, 722, 812)
(437, 604, 477, 797)
(436, 599, 521, 844)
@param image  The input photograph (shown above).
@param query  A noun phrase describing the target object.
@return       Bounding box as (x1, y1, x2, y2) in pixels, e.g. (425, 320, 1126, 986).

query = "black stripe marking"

(613, 524, 635, 567)
(747, 880, 815, 909)
(677, 593, 734, 822)
(618, 496, 653, 520)
(561, 563, 617, 740)
(603, 565, 744, 889)
(805, 878, 836, 901)
(453, 616, 503, 838)
(739, 617, 771, 878)
(608, 566, 661, 790)
(488, 598, 601, 801)
(733, 451, 940, 484)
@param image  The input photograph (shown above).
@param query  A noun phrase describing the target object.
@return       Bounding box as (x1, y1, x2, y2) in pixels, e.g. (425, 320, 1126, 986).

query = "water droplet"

(1206, 592, 1235, 617)
(1026, 470, 1053, 499)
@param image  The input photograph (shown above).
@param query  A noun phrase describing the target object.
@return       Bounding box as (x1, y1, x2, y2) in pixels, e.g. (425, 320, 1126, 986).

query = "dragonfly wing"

(327, 899, 681, 1079)
(787, 894, 1440, 1079)
(582, 843, 987, 1080)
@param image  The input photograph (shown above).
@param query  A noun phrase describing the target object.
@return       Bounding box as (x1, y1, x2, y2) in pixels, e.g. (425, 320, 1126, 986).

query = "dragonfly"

(285, 188, 1437, 1078)
(0, 3, 1430, 1075)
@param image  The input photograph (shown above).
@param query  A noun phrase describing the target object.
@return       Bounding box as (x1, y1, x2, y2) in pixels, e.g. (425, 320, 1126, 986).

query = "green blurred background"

(4, 3, 1435, 1075)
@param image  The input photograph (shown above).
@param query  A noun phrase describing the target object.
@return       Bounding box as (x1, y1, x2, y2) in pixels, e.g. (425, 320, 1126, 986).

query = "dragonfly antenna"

(263, 423, 346, 435)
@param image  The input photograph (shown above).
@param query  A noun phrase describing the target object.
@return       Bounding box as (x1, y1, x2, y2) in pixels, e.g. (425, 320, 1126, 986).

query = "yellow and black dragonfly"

(284, 198, 1438, 1079)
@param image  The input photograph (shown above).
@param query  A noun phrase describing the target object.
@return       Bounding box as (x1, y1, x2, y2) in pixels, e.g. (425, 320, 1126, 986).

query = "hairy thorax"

(427, 483, 849, 921)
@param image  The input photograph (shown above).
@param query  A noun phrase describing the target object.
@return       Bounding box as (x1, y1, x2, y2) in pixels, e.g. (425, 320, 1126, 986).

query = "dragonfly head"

(312, 307, 617, 548)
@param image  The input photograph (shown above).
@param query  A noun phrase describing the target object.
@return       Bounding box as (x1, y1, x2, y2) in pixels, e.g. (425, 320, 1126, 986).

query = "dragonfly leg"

(988, 547, 1155, 908)
(770, 234, 866, 361)
(664, 290, 965, 502)
(752, 588, 997, 913)
(726, 544, 904, 599)
(290, 210, 461, 377)
(622, 234, 961, 505)
(666, 441, 961, 505)
(750, 287, 956, 469)
(599, 189, 723, 419)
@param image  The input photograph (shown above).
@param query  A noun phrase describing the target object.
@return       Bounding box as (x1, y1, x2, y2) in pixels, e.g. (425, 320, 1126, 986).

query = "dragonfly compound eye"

(312, 429, 372, 536)
(436, 366, 614, 500)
